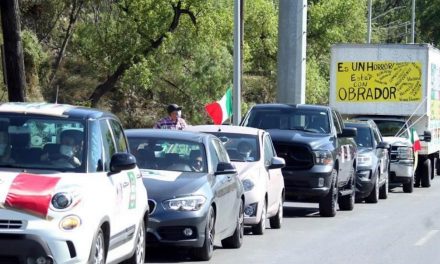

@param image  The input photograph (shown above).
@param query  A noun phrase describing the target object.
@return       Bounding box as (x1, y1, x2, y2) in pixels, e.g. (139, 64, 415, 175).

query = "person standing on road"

(154, 104, 188, 130)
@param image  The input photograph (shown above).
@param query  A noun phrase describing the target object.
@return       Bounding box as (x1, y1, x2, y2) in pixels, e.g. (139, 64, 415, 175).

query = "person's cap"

(167, 104, 182, 114)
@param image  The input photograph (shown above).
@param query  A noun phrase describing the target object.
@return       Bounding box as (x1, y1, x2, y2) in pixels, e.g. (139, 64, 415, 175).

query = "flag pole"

(233, 0, 241, 125)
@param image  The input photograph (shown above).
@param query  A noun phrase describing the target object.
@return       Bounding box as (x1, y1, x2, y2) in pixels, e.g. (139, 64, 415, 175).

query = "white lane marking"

(415, 230, 439, 246)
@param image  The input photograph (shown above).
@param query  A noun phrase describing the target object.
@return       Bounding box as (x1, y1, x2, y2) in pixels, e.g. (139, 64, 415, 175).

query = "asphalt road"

(145, 178, 440, 264)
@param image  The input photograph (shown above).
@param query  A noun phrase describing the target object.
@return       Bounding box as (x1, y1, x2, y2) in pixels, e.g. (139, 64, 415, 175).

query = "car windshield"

(206, 132, 260, 162)
(245, 108, 330, 134)
(374, 120, 408, 138)
(0, 114, 85, 172)
(352, 126, 373, 148)
(128, 137, 207, 173)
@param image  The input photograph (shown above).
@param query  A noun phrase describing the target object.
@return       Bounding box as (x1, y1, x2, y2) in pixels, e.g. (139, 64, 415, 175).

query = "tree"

(0, 0, 26, 101)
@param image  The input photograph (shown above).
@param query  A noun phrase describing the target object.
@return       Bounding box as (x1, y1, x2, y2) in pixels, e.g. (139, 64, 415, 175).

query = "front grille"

(390, 146, 399, 161)
(148, 199, 156, 215)
(0, 220, 23, 229)
(0, 256, 19, 264)
(274, 143, 313, 170)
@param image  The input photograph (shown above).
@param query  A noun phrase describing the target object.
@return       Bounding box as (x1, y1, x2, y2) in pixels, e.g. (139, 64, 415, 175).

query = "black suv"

(241, 104, 357, 217)
(345, 120, 390, 203)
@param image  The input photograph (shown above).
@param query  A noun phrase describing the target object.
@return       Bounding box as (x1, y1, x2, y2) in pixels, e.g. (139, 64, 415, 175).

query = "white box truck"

(329, 43, 440, 193)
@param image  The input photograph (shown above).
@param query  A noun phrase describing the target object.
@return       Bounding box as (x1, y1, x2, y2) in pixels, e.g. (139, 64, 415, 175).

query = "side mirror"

(269, 156, 285, 169)
(215, 162, 237, 175)
(110, 152, 137, 173)
(377, 141, 390, 149)
(423, 131, 431, 142)
(340, 127, 357, 138)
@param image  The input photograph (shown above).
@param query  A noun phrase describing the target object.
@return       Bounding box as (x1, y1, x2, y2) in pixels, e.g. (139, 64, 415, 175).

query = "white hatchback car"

(187, 125, 285, 235)
(0, 102, 149, 264)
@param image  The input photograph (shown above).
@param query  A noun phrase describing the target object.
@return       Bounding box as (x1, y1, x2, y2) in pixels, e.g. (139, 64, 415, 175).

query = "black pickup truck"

(241, 104, 357, 217)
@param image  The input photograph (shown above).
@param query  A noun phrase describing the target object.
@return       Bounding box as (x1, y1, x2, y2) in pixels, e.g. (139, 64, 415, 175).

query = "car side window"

(88, 121, 104, 172)
(109, 119, 128, 153)
(263, 134, 275, 166)
(209, 140, 220, 169)
(213, 138, 229, 163)
(331, 110, 342, 134)
(99, 119, 116, 171)
(373, 127, 382, 146)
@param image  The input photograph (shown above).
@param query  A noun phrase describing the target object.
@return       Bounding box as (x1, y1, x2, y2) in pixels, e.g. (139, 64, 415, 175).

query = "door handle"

(122, 182, 130, 188)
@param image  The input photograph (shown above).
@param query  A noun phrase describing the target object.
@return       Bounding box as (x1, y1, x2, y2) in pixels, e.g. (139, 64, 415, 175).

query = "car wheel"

(269, 193, 283, 229)
(251, 199, 266, 235)
(319, 169, 338, 217)
(89, 227, 106, 264)
(365, 170, 379, 203)
(192, 206, 215, 261)
(338, 169, 355, 211)
(421, 158, 431, 187)
(379, 173, 388, 199)
(221, 200, 244, 248)
(402, 174, 414, 193)
(431, 157, 437, 179)
(122, 220, 146, 264)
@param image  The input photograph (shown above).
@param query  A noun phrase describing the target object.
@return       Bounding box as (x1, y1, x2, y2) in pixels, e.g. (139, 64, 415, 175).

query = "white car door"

(263, 133, 284, 214)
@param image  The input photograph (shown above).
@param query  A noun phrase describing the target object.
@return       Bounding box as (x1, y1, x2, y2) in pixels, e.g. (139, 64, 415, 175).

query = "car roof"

(0, 102, 117, 120)
(249, 103, 330, 111)
(125, 128, 214, 143)
(186, 125, 263, 136)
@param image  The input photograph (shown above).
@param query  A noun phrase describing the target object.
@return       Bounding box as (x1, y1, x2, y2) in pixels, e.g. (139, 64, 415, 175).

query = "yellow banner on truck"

(336, 61, 422, 102)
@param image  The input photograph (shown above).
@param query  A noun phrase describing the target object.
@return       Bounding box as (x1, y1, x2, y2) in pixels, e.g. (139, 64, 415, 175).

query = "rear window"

(243, 108, 330, 134)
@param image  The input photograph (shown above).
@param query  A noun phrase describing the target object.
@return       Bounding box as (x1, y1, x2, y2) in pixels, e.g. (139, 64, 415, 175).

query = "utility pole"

(0, 0, 26, 102)
(411, 0, 415, 43)
(233, 0, 241, 125)
(277, 0, 307, 104)
(367, 0, 372, 43)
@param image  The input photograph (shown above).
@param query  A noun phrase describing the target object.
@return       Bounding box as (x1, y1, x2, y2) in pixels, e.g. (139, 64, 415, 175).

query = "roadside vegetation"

(0, 0, 436, 127)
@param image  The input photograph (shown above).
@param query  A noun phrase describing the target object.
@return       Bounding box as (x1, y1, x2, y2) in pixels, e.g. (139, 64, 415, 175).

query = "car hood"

(357, 147, 374, 155)
(0, 170, 101, 219)
(141, 169, 211, 200)
(383, 136, 412, 147)
(267, 129, 332, 149)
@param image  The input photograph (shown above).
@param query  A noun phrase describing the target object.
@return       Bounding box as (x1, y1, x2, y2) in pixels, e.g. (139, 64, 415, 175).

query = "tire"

(436, 157, 440, 176)
(221, 200, 244, 248)
(402, 175, 414, 193)
(269, 193, 283, 229)
(319, 169, 338, 217)
(431, 157, 437, 179)
(338, 173, 355, 211)
(123, 220, 146, 264)
(379, 173, 388, 199)
(192, 206, 215, 261)
(89, 227, 106, 264)
(251, 199, 266, 235)
(365, 170, 379, 203)
(421, 158, 431, 187)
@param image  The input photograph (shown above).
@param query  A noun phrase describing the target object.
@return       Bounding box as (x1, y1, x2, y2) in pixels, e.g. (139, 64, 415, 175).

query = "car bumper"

(243, 191, 263, 225)
(355, 169, 374, 198)
(147, 209, 208, 248)
(281, 165, 333, 201)
(389, 160, 413, 183)
(0, 210, 97, 264)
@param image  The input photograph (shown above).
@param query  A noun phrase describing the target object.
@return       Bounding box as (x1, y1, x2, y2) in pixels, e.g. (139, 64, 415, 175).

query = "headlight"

(357, 154, 372, 167)
(397, 147, 413, 160)
(51, 190, 81, 211)
(313, 150, 334, 166)
(163, 195, 206, 211)
(52, 192, 73, 209)
(242, 179, 255, 192)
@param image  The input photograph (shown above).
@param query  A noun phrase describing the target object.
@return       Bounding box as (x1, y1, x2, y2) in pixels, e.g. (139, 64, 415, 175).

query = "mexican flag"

(205, 87, 233, 124)
(410, 128, 421, 152)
